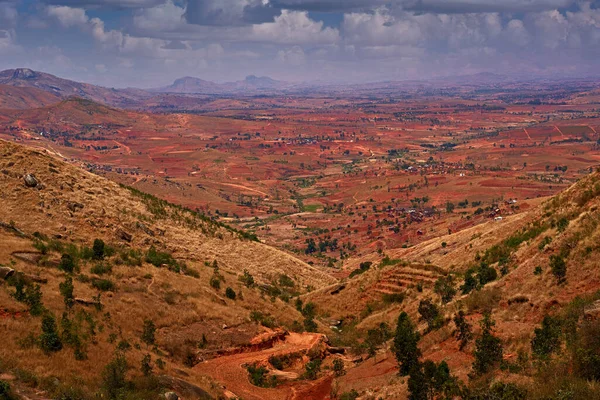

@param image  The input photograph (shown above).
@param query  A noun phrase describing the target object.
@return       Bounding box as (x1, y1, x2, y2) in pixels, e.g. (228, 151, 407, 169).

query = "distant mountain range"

(1, 68, 599, 111)
(150, 75, 290, 94)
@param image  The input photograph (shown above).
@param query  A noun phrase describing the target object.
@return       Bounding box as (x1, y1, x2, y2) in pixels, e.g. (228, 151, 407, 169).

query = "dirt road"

(195, 332, 332, 400)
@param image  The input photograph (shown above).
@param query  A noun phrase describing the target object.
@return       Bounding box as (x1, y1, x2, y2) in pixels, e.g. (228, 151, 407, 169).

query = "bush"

(39, 313, 63, 353)
(101, 352, 129, 400)
(550, 255, 567, 283)
(250, 311, 276, 328)
(25, 284, 44, 316)
(91, 262, 112, 275)
(434, 275, 456, 304)
(91, 278, 115, 292)
(210, 275, 221, 290)
(0, 380, 16, 400)
(141, 319, 156, 346)
(303, 359, 321, 380)
(453, 310, 472, 351)
(59, 254, 76, 273)
(333, 358, 345, 377)
(93, 239, 105, 260)
(418, 299, 443, 331)
(59, 276, 74, 309)
(145, 246, 180, 271)
(339, 390, 359, 400)
(531, 315, 562, 360)
(239, 269, 254, 287)
(382, 292, 405, 304)
(225, 287, 236, 300)
(349, 261, 372, 278)
(246, 363, 277, 388)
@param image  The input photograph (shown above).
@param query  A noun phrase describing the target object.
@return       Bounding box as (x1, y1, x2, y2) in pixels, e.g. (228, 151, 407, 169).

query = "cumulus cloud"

(184, 0, 280, 26)
(41, 0, 167, 9)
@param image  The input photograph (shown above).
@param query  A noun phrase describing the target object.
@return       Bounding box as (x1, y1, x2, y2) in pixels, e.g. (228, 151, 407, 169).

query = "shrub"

(453, 310, 472, 351)
(0, 380, 16, 400)
(91, 262, 112, 275)
(339, 390, 359, 400)
(382, 292, 405, 304)
(246, 363, 277, 388)
(141, 319, 156, 345)
(39, 313, 63, 353)
(333, 358, 345, 377)
(434, 275, 456, 304)
(250, 311, 276, 328)
(461, 269, 478, 295)
(278, 274, 294, 287)
(418, 299, 443, 331)
(303, 359, 322, 380)
(91, 278, 115, 292)
(25, 284, 44, 316)
(145, 246, 179, 271)
(93, 239, 105, 260)
(531, 315, 562, 360)
(349, 261, 372, 278)
(59, 276, 74, 309)
(141, 354, 153, 376)
(550, 255, 567, 283)
(101, 352, 129, 400)
(225, 287, 236, 300)
(59, 254, 76, 273)
(303, 317, 318, 333)
(209, 275, 221, 290)
(239, 269, 254, 287)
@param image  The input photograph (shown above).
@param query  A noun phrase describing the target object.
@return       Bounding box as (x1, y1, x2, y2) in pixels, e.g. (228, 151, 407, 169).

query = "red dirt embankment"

(195, 332, 331, 400)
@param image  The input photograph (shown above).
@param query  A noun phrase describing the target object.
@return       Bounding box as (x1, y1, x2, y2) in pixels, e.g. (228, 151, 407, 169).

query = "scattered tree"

(393, 312, 421, 376)
(472, 312, 503, 375)
(453, 311, 473, 351)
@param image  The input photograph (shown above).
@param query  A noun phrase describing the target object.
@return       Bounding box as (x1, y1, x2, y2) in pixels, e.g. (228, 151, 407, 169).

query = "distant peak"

(12, 68, 38, 80)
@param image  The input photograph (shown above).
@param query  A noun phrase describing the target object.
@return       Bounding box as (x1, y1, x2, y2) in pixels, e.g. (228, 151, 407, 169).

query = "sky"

(1, 0, 600, 88)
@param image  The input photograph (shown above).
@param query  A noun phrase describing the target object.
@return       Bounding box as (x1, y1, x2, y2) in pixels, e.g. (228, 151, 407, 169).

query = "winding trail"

(195, 332, 331, 400)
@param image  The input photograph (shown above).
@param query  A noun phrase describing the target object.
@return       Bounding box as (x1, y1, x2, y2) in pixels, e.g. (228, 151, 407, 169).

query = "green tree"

(59, 276, 74, 309)
(418, 299, 442, 331)
(59, 254, 75, 273)
(531, 315, 562, 359)
(141, 319, 156, 346)
(225, 287, 236, 300)
(434, 275, 456, 304)
(93, 239, 105, 260)
(393, 312, 421, 376)
(304, 359, 322, 380)
(101, 352, 129, 400)
(141, 354, 153, 376)
(472, 312, 503, 375)
(550, 255, 567, 283)
(453, 311, 473, 351)
(39, 313, 62, 353)
(461, 269, 478, 294)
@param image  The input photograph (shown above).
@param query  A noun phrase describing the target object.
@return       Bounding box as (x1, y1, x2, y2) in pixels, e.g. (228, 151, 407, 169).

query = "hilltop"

(0, 69, 149, 107)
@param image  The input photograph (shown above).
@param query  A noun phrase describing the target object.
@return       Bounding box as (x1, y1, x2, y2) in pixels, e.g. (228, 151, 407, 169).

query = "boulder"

(117, 229, 133, 242)
(0, 267, 15, 280)
(164, 392, 179, 400)
(23, 174, 38, 188)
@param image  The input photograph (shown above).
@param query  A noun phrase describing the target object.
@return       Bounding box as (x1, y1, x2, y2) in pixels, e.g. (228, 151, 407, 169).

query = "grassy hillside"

(306, 168, 600, 399)
(0, 140, 335, 399)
